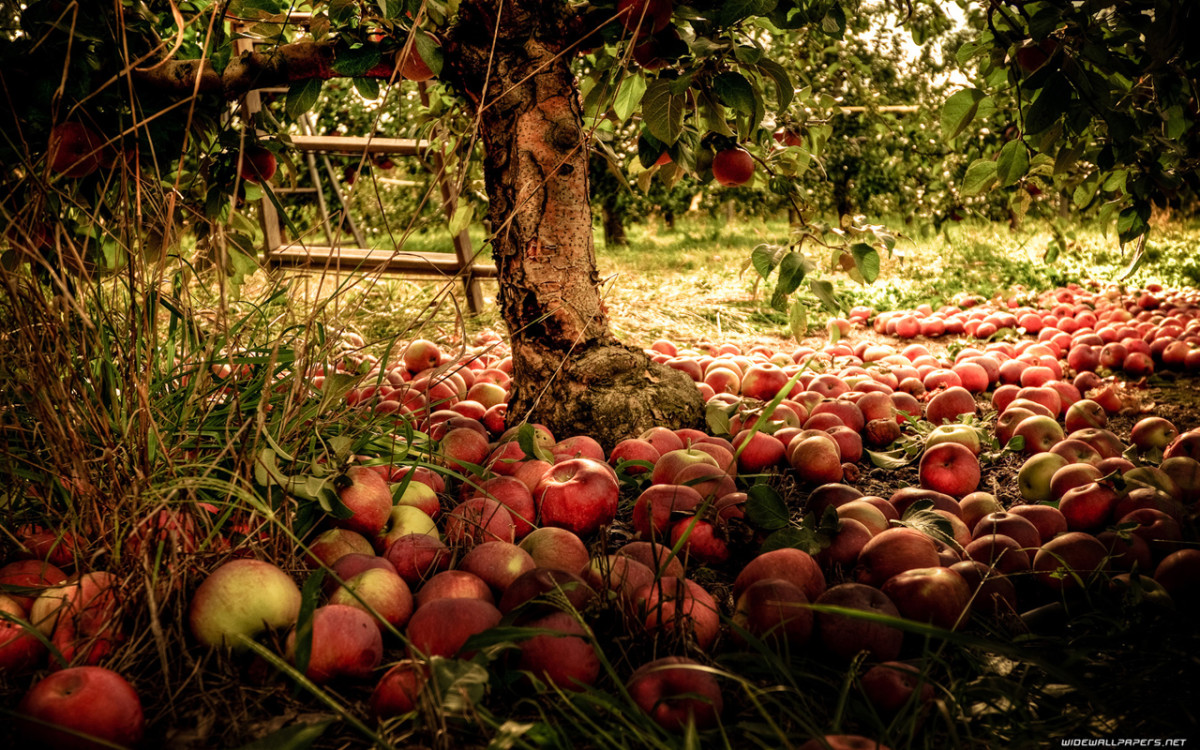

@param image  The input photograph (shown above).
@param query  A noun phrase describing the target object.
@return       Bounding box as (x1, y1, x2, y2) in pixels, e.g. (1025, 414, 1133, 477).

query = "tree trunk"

(447, 0, 702, 448)
(601, 205, 628, 247)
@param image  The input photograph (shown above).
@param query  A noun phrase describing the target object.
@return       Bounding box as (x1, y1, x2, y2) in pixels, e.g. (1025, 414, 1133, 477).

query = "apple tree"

(944, 0, 1200, 258)
(2, 0, 1196, 448)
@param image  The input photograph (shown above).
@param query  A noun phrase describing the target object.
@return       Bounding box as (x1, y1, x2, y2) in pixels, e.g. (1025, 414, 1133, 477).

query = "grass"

(2, 208, 1200, 749)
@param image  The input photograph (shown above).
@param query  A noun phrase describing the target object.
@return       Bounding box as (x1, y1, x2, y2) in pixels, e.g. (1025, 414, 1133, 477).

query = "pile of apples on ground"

(3, 282, 1200, 749)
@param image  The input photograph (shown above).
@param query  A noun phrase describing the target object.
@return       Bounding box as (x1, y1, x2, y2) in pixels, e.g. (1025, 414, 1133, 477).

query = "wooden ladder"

(232, 20, 494, 313)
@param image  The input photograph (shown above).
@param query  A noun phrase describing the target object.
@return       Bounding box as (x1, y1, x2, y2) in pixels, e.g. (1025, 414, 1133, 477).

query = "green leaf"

(431, 657, 490, 711)
(820, 3, 846, 38)
(770, 252, 807, 311)
(1044, 234, 1065, 264)
(717, 0, 777, 25)
(328, 0, 356, 22)
(755, 59, 793, 113)
(448, 204, 474, 236)
(1165, 104, 1191, 140)
(332, 44, 382, 77)
(642, 79, 685, 145)
(233, 719, 334, 750)
(866, 448, 916, 469)
(699, 90, 734, 137)
(809, 278, 841, 313)
(286, 79, 322, 121)
(613, 73, 646, 124)
(745, 484, 790, 531)
(761, 526, 823, 555)
(713, 72, 757, 118)
(352, 77, 380, 100)
(750, 244, 780, 280)
(901, 508, 957, 549)
(940, 88, 987, 140)
(955, 39, 988, 66)
(414, 33, 444, 76)
(788, 299, 808, 341)
(1073, 171, 1100, 208)
(1117, 203, 1151, 246)
(705, 400, 735, 436)
(996, 140, 1030, 187)
(1024, 73, 1070, 135)
(961, 158, 998, 196)
(850, 243, 880, 284)
(516, 423, 553, 464)
(1053, 140, 1086, 175)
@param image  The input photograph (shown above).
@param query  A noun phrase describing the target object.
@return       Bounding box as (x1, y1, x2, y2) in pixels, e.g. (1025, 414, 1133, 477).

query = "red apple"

(286, 604, 383, 683)
(307, 528, 375, 568)
(415, 570, 495, 608)
(855, 528, 941, 587)
(626, 656, 724, 731)
(925, 387, 976, 425)
(328, 566, 414, 631)
(1154, 549, 1200, 610)
(881, 566, 971, 630)
(445, 497, 516, 547)
(518, 526, 590, 574)
(534, 458, 620, 536)
(950, 560, 1019, 616)
(370, 659, 428, 718)
(0, 559, 68, 611)
(919, 442, 980, 497)
(48, 122, 106, 179)
(16, 666, 144, 750)
(608, 438, 660, 474)
(617, 541, 686, 578)
(1058, 482, 1118, 531)
(958, 492, 1004, 531)
(517, 610, 601, 689)
(458, 540, 537, 595)
(652, 448, 720, 485)
(963, 534, 1031, 575)
(731, 578, 813, 647)
(814, 583, 903, 662)
(1007, 503, 1068, 543)
(405, 597, 502, 657)
(631, 484, 705, 539)
(1013, 415, 1065, 454)
(471, 475, 537, 538)
(1130, 416, 1179, 454)
(334, 466, 395, 537)
(632, 577, 720, 649)
(860, 661, 935, 714)
(1032, 531, 1107, 590)
(788, 435, 844, 484)
(382, 533, 451, 586)
(0, 595, 46, 672)
(733, 547, 826, 603)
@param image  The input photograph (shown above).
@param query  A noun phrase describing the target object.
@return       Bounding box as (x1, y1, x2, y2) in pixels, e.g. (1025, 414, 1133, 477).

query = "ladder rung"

(266, 245, 498, 278)
(288, 135, 430, 156)
(272, 187, 320, 194)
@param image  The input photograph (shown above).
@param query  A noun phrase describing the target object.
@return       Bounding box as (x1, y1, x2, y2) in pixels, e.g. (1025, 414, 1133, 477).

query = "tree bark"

(446, 0, 702, 448)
